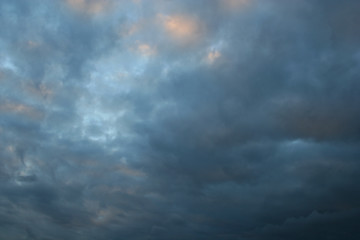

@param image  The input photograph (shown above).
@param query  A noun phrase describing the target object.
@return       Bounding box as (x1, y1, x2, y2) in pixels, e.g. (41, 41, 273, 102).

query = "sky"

(0, 0, 360, 239)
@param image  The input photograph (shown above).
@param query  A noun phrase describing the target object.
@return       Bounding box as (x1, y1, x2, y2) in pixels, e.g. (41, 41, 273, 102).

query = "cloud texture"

(0, 0, 360, 239)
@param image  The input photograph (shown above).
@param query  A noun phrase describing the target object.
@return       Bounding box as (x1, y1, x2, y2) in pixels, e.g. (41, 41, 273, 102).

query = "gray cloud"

(0, 0, 359, 239)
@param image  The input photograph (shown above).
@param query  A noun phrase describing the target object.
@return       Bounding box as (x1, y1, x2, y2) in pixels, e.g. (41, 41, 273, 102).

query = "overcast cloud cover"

(0, 0, 360, 239)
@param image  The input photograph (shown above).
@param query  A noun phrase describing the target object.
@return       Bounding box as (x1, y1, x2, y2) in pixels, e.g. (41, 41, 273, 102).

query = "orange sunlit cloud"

(0, 102, 43, 120)
(27, 40, 40, 49)
(220, 0, 251, 10)
(136, 43, 157, 56)
(206, 50, 221, 64)
(160, 15, 204, 45)
(66, 0, 110, 15)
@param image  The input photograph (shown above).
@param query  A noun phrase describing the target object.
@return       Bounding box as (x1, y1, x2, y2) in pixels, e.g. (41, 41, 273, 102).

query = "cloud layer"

(1, 0, 360, 239)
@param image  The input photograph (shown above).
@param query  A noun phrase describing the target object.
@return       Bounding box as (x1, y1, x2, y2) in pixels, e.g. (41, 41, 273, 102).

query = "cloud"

(65, 0, 112, 15)
(0, 101, 44, 120)
(205, 50, 221, 64)
(219, 0, 251, 10)
(0, 0, 359, 239)
(159, 14, 205, 45)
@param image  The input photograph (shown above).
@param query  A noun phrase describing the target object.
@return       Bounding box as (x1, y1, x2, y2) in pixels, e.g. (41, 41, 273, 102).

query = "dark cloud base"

(0, 0, 360, 239)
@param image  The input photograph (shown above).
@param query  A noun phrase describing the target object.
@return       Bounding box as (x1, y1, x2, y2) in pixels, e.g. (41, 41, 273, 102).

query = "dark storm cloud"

(0, 0, 359, 239)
